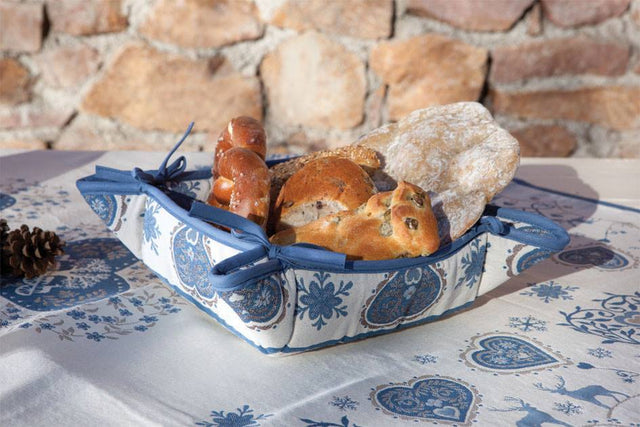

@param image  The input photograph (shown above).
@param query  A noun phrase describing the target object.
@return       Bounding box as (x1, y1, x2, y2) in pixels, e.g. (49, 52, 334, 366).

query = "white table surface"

(1, 150, 639, 426)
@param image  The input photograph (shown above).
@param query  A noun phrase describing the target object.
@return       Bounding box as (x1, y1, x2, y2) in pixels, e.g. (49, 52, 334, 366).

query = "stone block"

(370, 34, 487, 120)
(270, 0, 392, 39)
(139, 0, 263, 48)
(0, 59, 31, 105)
(406, 0, 534, 31)
(35, 45, 101, 88)
(81, 44, 262, 133)
(492, 86, 640, 130)
(511, 125, 577, 157)
(0, 2, 43, 52)
(47, 0, 128, 35)
(260, 32, 366, 129)
(490, 36, 629, 84)
(541, 0, 630, 27)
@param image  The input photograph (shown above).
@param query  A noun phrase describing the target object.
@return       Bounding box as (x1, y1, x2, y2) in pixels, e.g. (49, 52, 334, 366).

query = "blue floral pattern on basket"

(143, 200, 162, 255)
(560, 292, 640, 345)
(455, 239, 486, 289)
(219, 275, 287, 329)
(171, 225, 215, 298)
(362, 266, 443, 329)
(296, 272, 352, 330)
(83, 194, 119, 228)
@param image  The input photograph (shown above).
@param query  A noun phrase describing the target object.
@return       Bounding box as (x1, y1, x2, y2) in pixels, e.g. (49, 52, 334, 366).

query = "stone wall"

(1, 0, 639, 157)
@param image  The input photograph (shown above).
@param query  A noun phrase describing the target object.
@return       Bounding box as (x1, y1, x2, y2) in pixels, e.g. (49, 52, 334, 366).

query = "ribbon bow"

(131, 122, 194, 186)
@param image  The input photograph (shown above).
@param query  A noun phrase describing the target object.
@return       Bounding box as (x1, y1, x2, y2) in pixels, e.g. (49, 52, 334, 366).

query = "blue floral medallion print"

(296, 272, 352, 330)
(556, 245, 631, 270)
(560, 292, 640, 345)
(0, 238, 137, 311)
(361, 266, 442, 329)
(461, 333, 569, 373)
(82, 194, 125, 230)
(455, 239, 486, 289)
(219, 275, 287, 330)
(142, 200, 162, 255)
(195, 404, 272, 427)
(171, 225, 215, 299)
(1, 285, 184, 341)
(371, 375, 479, 424)
(0, 192, 17, 210)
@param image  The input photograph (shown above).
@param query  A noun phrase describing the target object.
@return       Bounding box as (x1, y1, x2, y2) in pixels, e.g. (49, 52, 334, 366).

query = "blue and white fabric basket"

(76, 128, 570, 356)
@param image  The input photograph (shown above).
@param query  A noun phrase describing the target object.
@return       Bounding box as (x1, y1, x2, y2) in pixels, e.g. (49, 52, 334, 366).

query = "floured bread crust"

(270, 182, 439, 261)
(355, 102, 520, 243)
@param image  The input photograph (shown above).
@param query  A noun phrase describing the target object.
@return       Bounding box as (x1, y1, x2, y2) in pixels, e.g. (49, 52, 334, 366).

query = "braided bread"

(207, 117, 270, 229)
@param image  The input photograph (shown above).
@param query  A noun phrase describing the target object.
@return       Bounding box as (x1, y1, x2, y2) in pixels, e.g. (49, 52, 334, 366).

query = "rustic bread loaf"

(354, 102, 520, 244)
(270, 181, 439, 261)
(273, 156, 376, 232)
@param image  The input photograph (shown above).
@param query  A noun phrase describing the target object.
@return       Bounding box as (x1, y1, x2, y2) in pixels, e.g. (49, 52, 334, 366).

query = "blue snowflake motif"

(588, 347, 613, 359)
(553, 401, 582, 415)
(88, 197, 110, 221)
(508, 315, 547, 332)
(329, 395, 359, 411)
(142, 201, 162, 255)
(195, 405, 272, 427)
(455, 239, 486, 289)
(413, 354, 438, 364)
(520, 281, 578, 303)
(296, 272, 352, 330)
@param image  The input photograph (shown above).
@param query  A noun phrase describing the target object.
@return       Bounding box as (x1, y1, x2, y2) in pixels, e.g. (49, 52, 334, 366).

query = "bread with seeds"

(269, 181, 439, 261)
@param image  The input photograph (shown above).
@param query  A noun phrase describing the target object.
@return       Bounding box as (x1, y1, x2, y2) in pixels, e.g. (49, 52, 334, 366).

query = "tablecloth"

(1, 150, 638, 426)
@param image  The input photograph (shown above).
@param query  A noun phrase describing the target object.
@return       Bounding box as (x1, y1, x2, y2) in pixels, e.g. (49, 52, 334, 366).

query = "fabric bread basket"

(76, 128, 570, 356)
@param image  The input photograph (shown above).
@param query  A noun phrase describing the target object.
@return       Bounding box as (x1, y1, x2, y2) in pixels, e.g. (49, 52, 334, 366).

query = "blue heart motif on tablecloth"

(556, 245, 629, 270)
(461, 333, 568, 373)
(372, 376, 477, 423)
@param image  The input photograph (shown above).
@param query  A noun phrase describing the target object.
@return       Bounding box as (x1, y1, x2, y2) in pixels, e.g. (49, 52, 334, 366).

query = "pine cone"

(1, 224, 65, 279)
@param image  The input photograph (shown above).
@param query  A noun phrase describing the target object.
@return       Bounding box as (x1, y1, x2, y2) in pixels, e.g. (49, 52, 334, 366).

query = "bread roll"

(207, 147, 270, 229)
(213, 116, 266, 179)
(270, 182, 440, 261)
(273, 156, 376, 232)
